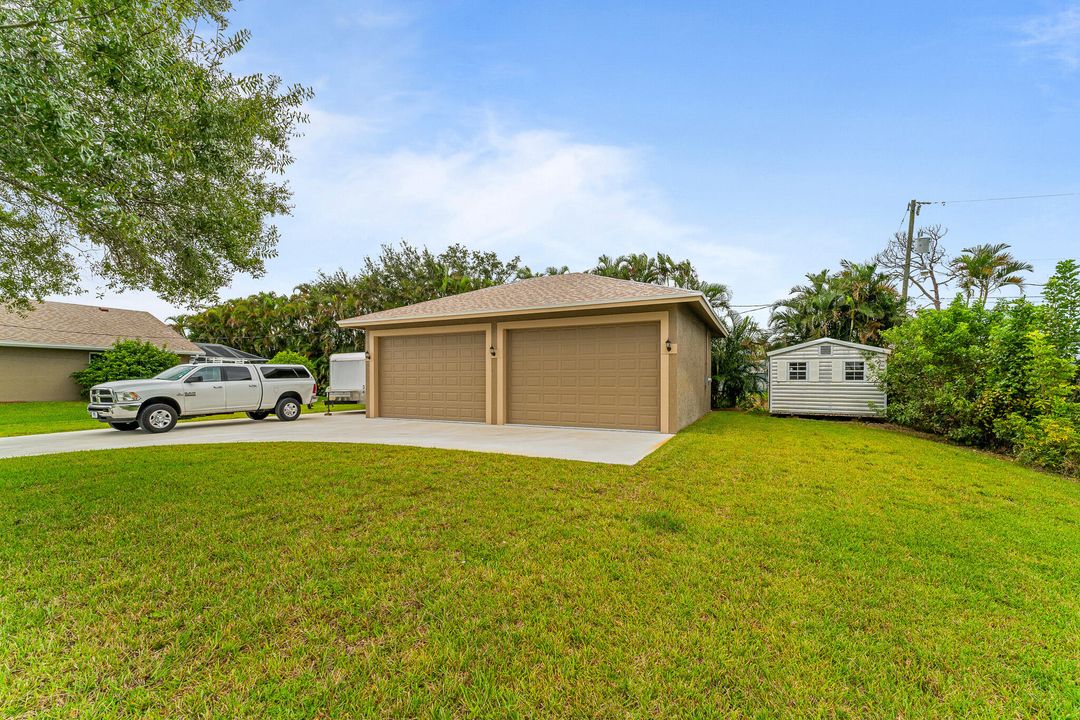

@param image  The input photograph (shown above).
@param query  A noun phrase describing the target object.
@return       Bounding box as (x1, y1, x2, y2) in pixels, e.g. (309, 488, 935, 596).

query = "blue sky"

(68, 1, 1080, 320)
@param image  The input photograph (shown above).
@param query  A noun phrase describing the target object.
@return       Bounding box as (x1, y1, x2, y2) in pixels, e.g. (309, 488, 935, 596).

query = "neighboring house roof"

(0, 301, 201, 354)
(766, 337, 891, 357)
(338, 273, 726, 333)
(194, 342, 267, 363)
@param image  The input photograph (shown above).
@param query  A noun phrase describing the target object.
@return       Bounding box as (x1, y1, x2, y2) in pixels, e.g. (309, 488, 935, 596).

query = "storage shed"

(337, 273, 724, 433)
(767, 338, 889, 417)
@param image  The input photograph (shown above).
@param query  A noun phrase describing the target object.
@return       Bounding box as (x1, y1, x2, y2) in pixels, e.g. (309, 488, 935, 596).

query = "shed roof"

(338, 273, 725, 332)
(0, 301, 201, 354)
(766, 337, 891, 357)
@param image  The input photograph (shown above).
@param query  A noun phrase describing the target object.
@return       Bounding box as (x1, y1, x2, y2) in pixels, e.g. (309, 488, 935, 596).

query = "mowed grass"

(0, 400, 363, 437)
(0, 413, 1078, 718)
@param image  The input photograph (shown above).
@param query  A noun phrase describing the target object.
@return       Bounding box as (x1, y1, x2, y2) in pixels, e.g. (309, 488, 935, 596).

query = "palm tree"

(591, 254, 622, 277)
(616, 253, 660, 283)
(770, 264, 902, 346)
(949, 243, 1033, 305)
(712, 313, 767, 407)
(834, 261, 904, 345)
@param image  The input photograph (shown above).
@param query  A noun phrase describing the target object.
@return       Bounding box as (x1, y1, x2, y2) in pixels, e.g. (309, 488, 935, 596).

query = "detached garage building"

(338, 273, 724, 433)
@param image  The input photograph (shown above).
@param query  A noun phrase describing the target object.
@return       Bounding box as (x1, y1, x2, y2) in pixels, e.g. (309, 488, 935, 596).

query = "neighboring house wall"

(0, 347, 92, 401)
(769, 341, 887, 417)
(0, 348, 197, 403)
(674, 304, 711, 430)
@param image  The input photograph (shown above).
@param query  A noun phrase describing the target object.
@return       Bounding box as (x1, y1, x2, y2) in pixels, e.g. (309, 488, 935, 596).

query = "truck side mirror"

(185, 375, 203, 383)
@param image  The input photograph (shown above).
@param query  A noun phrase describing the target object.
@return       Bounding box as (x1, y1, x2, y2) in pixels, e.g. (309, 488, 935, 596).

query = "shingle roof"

(339, 272, 718, 328)
(0, 301, 202, 354)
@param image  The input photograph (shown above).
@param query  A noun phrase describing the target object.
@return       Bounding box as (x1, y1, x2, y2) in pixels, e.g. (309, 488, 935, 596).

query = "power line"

(929, 191, 1080, 205)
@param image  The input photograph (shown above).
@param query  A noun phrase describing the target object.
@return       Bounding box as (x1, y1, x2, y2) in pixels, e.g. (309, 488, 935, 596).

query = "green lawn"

(0, 399, 363, 437)
(0, 413, 1077, 717)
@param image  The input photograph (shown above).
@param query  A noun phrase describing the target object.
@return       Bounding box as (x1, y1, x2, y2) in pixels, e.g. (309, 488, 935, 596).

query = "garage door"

(507, 323, 660, 431)
(378, 332, 486, 421)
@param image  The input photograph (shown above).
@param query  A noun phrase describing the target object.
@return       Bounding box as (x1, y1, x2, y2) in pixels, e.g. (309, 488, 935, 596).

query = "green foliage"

(949, 243, 1033, 306)
(174, 244, 731, 386)
(2, 414, 1079, 716)
(0, 0, 312, 310)
(268, 350, 315, 376)
(71, 340, 179, 396)
(883, 297, 1080, 475)
(171, 242, 522, 384)
(771, 261, 905, 346)
(590, 252, 730, 309)
(1043, 259, 1080, 358)
(1000, 413, 1080, 477)
(711, 314, 766, 408)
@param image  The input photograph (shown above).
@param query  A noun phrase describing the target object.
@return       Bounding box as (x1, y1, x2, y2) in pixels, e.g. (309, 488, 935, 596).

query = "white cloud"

(1018, 6, 1080, 68)
(282, 112, 778, 294)
(47, 112, 779, 319)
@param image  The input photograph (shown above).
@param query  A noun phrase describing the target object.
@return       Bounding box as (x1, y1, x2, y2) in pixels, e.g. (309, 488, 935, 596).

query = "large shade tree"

(0, 0, 311, 310)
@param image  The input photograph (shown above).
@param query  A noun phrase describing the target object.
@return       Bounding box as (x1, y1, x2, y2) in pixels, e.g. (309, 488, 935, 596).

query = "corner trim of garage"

(494, 311, 671, 433)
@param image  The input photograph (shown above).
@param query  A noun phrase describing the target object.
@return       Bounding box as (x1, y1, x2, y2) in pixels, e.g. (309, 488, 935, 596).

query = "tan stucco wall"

(362, 302, 717, 433)
(0, 348, 197, 403)
(673, 304, 711, 430)
(0, 347, 91, 401)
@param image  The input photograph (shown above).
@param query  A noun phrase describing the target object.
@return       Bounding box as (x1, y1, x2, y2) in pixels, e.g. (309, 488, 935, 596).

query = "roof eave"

(766, 337, 890, 356)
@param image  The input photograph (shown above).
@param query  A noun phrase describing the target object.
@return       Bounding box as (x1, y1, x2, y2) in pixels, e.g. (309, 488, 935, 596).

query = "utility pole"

(901, 199, 930, 305)
(901, 199, 917, 304)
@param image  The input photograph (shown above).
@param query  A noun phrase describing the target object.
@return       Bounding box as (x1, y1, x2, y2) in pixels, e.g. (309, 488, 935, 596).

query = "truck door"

(181, 366, 227, 413)
(223, 365, 261, 410)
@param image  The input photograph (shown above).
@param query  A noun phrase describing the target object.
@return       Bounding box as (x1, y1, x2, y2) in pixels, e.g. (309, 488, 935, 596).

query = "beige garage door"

(378, 332, 486, 421)
(507, 323, 660, 431)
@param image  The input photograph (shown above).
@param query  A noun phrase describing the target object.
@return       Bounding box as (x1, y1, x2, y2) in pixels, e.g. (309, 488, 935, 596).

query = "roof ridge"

(338, 271, 720, 331)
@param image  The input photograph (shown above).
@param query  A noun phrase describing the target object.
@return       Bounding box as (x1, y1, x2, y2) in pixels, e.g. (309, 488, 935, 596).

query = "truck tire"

(109, 422, 140, 431)
(274, 396, 302, 421)
(246, 410, 271, 421)
(138, 403, 178, 433)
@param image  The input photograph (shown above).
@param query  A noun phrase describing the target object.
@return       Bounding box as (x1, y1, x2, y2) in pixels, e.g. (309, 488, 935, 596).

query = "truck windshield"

(154, 365, 195, 381)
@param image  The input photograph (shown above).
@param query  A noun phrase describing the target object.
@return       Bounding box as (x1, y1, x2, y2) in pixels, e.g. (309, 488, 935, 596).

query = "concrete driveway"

(0, 412, 672, 465)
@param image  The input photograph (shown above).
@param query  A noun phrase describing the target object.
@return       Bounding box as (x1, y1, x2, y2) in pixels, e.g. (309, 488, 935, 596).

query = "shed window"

(788, 361, 808, 381)
(819, 345, 832, 355)
(844, 361, 865, 381)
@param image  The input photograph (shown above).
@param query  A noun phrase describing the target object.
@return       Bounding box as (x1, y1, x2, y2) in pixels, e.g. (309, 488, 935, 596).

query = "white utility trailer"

(325, 352, 366, 413)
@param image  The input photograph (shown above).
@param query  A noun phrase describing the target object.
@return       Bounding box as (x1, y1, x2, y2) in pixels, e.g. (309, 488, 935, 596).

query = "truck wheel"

(109, 422, 140, 431)
(138, 403, 177, 433)
(274, 396, 302, 421)
(246, 410, 271, 420)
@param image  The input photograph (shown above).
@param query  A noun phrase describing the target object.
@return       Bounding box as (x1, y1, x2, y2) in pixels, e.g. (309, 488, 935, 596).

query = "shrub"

(883, 295, 1080, 477)
(268, 350, 316, 376)
(72, 340, 180, 397)
(999, 413, 1080, 477)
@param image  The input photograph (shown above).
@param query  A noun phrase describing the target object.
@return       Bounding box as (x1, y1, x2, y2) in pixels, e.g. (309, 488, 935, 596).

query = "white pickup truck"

(86, 362, 318, 433)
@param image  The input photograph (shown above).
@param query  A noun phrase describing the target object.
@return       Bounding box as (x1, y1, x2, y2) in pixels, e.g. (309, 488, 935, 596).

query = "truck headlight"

(117, 391, 141, 402)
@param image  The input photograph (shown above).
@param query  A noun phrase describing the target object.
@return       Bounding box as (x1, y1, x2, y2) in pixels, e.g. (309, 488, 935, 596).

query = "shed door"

(378, 332, 486, 421)
(506, 323, 660, 431)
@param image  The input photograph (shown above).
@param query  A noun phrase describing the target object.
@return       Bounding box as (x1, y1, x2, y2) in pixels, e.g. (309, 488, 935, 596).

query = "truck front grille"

(91, 389, 114, 404)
